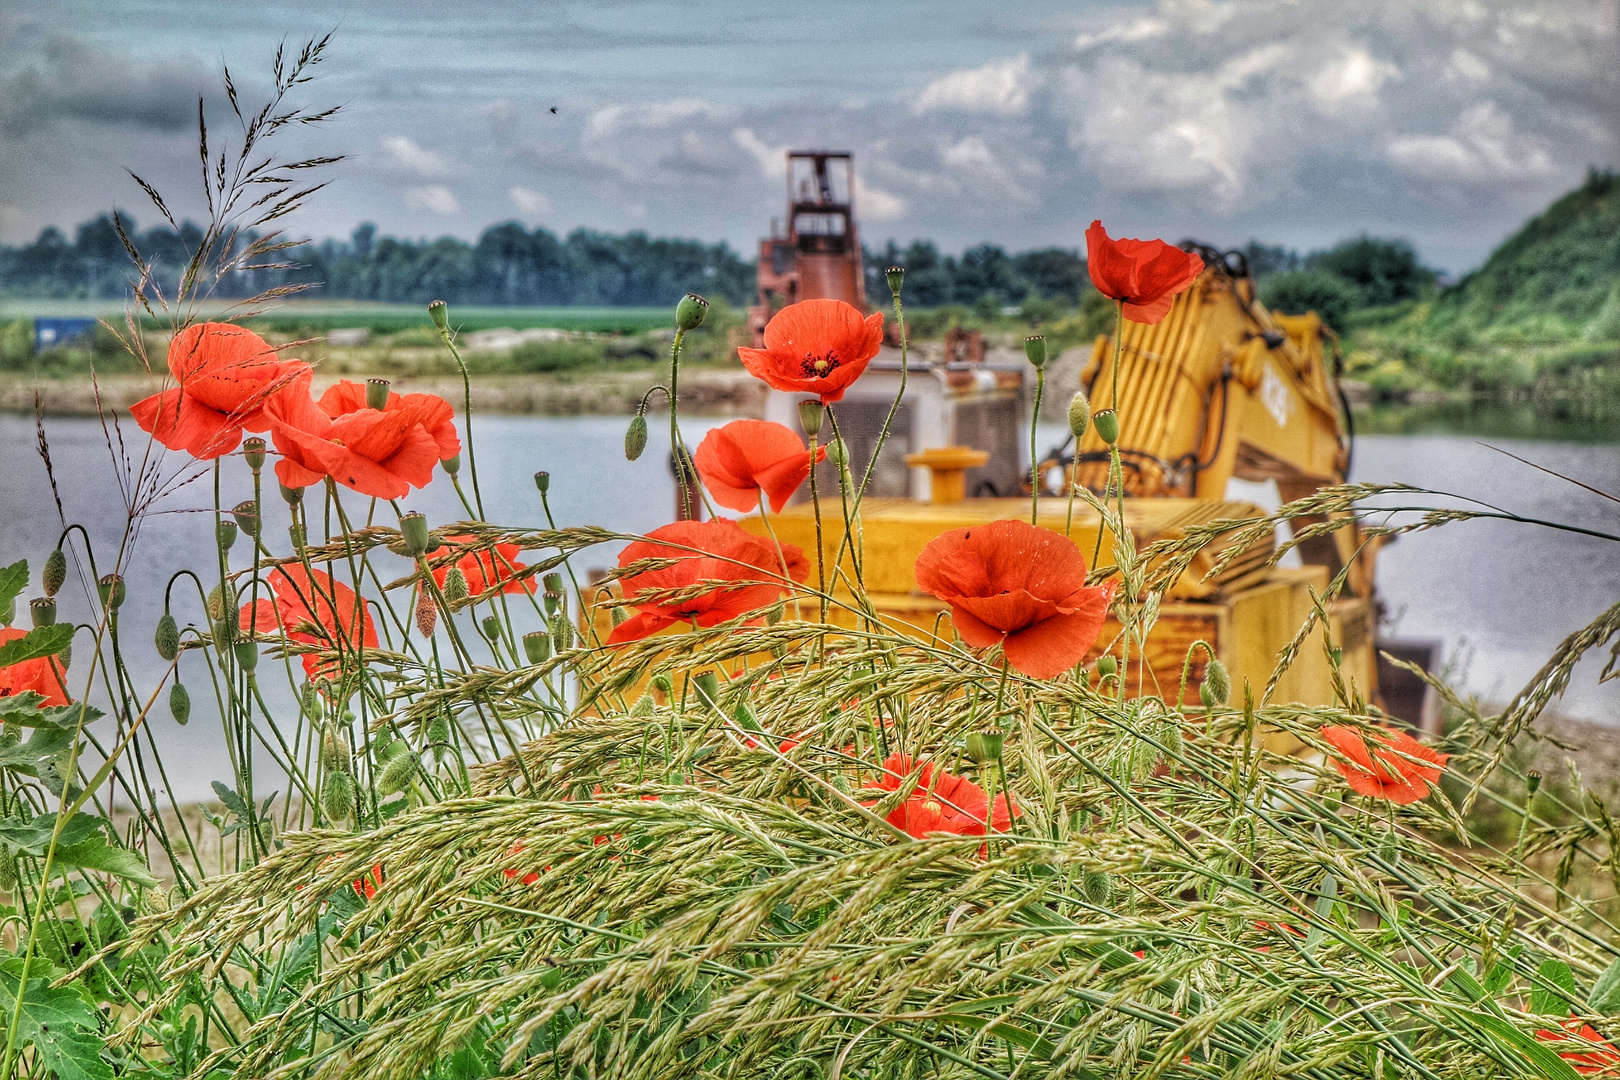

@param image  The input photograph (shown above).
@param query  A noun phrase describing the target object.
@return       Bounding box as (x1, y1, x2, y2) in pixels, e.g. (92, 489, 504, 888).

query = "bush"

(1260, 269, 1361, 331)
(507, 338, 605, 373)
(0, 317, 32, 369)
(1308, 235, 1436, 308)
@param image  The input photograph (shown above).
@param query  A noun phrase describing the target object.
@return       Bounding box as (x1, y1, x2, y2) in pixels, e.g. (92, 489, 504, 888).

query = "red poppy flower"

(241, 564, 379, 683)
(1536, 1018, 1620, 1075)
(914, 519, 1116, 679)
(129, 323, 313, 460)
(352, 863, 384, 901)
(267, 382, 453, 500)
(1319, 725, 1447, 805)
(608, 519, 807, 645)
(736, 298, 884, 403)
(430, 535, 533, 597)
(862, 754, 1017, 839)
(0, 628, 69, 708)
(318, 380, 462, 461)
(1085, 222, 1206, 325)
(694, 419, 827, 514)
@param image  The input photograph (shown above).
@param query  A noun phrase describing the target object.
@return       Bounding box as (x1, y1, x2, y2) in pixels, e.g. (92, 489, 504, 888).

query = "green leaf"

(1590, 956, 1620, 1013)
(1534, 959, 1578, 1015)
(1486, 944, 1523, 994)
(0, 624, 73, 667)
(0, 726, 72, 786)
(0, 560, 27, 614)
(0, 694, 102, 730)
(0, 959, 112, 1080)
(55, 833, 158, 888)
(0, 813, 156, 887)
(1460, 1008, 1584, 1080)
(210, 781, 249, 818)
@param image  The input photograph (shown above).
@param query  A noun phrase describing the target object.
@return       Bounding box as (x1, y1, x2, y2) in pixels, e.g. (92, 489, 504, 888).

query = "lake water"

(1, 411, 1617, 802)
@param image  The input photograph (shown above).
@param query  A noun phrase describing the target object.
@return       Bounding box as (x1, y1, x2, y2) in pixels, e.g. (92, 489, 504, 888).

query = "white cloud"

(1387, 101, 1554, 183)
(1448, 48, 1491, 82)
(509, 186, 551, 215)
(1309, 46, 1399, 107)
(854, 176, 905, 221)
(733, 128, 788, 179)
(382, 135, 452, 179)
(914, 54, 1038, 116)
(403, 185, 461, 215)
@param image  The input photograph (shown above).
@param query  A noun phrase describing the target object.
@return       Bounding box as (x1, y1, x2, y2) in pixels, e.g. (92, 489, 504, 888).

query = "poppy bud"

(797, 400, 824, 439)
(533, 471, 550, 494)
(232, 500, 261, 539)
(242, 437, 266, 472)
(288, 524, 306, 554)
(213, 615, 235, 648)
(279, 481, 304, 506)
(549, 612, 573, 653)
(1526, 771, 1542, 796)
(1093, 409, 1120, 446)
(1024, 335, 1047, 368)
(631, 693, 656, 716)
(651, 674, 674, 697)
(168, 681, 191, 725)
(234, 640, 259, 673)
(443, 567, 469, 605)
(154, 613, 180, 661)
(765, 603, 784, 626)
(414, 586, 437, 638)
(885, 266, 904, 296)
(30, 598, 56, 628)
(1067, 391, 1091, 439)
(301, 681, 323, 717)
(1202, 658, 1230, 707)
(378, 747, 419, 797)
(693, 670, 721, 711)
(321, 768, 355, 824)
(426, 711, 452, 761)
(206, 583, 234, 622)
(1096, 654, 1118, 679)
(366, 378, 391, 411)
(43, 549, 67, 597)
(624, 414, 648, 461)
(319, 724, 346, 772)
(441, 453, 461, 477)
(827, 438, 850, 469)
(98, 574, 126, 612)
(480, 615, 502, 641)
(965, 729, 1005, 764)
(543, 572, 565, 596)
(399, 512, 430, 557)
(522, 631, 551, 665)
(428, 299, 450, 333)
(1082, 870, 1112, 905)
(543, 591, 562, 616)
(675, 293, 709, 331)
(610, 604, 628, 627)
(217, 520, 239, 553)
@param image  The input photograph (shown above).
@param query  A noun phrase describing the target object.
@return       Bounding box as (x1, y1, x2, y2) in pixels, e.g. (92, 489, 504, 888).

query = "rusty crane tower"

(748, 151, 867, 345)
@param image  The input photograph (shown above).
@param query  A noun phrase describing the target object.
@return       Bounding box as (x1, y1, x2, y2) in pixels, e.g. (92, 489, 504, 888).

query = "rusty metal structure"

(748, 152, 866, 346)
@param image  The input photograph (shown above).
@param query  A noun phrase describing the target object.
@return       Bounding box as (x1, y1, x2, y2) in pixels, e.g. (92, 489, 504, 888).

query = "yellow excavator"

(738, 243, 1433, 728)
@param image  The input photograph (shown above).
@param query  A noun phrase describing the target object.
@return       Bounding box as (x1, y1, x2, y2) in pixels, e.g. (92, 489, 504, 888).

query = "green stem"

(1029, 364, 1044, 526)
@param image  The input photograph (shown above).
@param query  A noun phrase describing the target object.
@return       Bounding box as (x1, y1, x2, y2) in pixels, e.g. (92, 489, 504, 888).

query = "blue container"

(34, 318, 97, 350)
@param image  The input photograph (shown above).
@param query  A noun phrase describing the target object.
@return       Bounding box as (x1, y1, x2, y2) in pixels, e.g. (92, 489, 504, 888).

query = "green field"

(0, 299, 672, 335)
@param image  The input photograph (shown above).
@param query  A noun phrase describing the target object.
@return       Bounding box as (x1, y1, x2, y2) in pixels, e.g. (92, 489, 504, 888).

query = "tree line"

(0, 214, 1434, 328)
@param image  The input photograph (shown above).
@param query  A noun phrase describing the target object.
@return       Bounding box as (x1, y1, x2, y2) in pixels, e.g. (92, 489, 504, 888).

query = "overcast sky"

(2, 0, 1616, 273)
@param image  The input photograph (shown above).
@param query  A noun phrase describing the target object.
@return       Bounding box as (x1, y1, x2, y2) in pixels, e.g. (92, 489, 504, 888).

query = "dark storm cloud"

(0, 39, 209, 135)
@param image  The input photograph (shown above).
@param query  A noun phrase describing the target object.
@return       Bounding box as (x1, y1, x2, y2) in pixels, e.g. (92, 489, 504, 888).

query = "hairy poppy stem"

(1029, 363, 1044, 526)
(807, 433, 826, 623)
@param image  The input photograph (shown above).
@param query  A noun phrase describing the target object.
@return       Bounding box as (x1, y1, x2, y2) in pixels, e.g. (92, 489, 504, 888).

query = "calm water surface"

(1, 412, 1616, 801)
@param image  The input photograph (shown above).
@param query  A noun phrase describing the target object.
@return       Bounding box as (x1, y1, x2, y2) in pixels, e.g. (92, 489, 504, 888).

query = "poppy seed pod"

(543, 591, 561, 616)
(443, 567, 469, 605)
(796, 399, 824, 439)
(625, 413, 648, 461)
(365, 378, 391, 411)
(154, 612, 180, 661)
(533, 471, 550, 494)
(43, 548, 67, 597)
(1526, 770, 1542, 796)
(522, 630, 551, 664)
(30, 597, 56, 628)
(885, 265, 904, 296)
(543, 572, 565, 596)
(1096, 654, 1118, 679)
(98, 574, 126, 612)
(168, 681, 191, 725)
(234, 640, 259, 673)
(1202, 657, 1231, 706)
(216, 520, 238, 553)
(242, 437, 266, 472)
(675, 293, 709, 331)
(232, 500, 261, 539)
(428, 299, 449, 333)
(1093, 409, 1120, 446)
(965, 729, 1005, 765)
(1024, 335, 1048, 368)
(480, 614, 502, 641)
(1067, 391, 1091, 440)
(279, 481, 304, 506)
(399, 512, 430, 557)
(440, 453, 461, 477)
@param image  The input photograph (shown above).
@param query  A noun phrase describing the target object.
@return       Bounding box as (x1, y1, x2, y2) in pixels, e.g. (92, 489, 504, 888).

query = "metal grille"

(814, 400, 914, 498)
(953, 398, 1022, 497)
